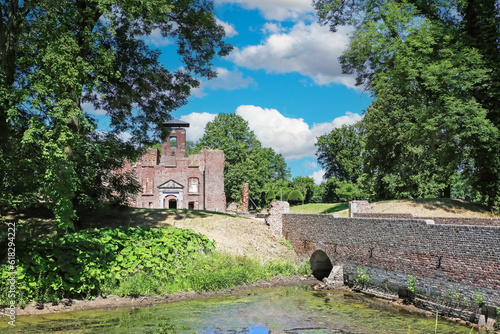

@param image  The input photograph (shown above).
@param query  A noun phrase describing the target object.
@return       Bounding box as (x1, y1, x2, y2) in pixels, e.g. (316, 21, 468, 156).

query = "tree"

(290, 176, 316, 204)
(336, 182, 367, 202)
(314, 0, 500, 207)
(316, 123, 364, 183)
(195, 114, 291, 205)
(195, 114, 290, 205)
(0, 0, 231, 230)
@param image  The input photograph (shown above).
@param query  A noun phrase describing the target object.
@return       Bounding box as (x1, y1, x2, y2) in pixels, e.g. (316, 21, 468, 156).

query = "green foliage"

(0, 226, 309, 306)
(314, 0, 500, 208)
(287, 190, 304, 205)
(407, 275, 416, 294)
(0, 0, 232, 228)
(290, 177, 317, 204)
(473, 291, 484, 307)
(0, 226, 214, 304)
(316, 123, 364, 183)
(336, 182, 367, 202)
(195, 114, 290, 206)
(355, 266, 370, 286)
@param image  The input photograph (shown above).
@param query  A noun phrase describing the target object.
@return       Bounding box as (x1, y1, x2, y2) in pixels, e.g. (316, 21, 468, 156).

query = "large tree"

(0, 0, 231, 230)
(314, 0, 500, 207)
(195, 113, 290, 205)
(315, 123, 364, 183)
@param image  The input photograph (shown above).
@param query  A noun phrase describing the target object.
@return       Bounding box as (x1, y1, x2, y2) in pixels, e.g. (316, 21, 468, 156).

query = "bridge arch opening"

(310, 250, 333, 280)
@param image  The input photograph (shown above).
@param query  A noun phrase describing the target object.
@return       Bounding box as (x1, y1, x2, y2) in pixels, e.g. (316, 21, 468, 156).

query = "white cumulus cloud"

(309, 169, 326, 185)
(216, 18, 238, 37)
(192, 67, 255, 98)
(179, 112, 217, 142)
(235, 105, 362, 160)
(214, 0, 313, 21)
(231, 22, 356, 87)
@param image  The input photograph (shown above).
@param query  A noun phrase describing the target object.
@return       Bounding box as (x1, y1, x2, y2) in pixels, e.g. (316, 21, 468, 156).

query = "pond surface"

(3, 286, 482, 333)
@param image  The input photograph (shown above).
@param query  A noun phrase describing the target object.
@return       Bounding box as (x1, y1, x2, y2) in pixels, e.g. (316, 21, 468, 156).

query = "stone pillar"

(240, 182, 249, 213)
(349, 200, 372, 217)
(266, 201, 290, 236)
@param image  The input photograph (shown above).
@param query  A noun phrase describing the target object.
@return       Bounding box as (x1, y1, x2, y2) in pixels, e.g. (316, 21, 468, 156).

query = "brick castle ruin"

(124, 119, 226, 211)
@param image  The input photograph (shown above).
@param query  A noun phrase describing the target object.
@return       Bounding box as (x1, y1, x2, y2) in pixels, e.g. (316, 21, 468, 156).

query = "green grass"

(289, 203, 348, 215)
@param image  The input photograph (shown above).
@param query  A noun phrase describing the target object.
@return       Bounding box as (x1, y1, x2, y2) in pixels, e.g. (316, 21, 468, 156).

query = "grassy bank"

(289, 203, 348, 215)
(0, 225, 310, 308)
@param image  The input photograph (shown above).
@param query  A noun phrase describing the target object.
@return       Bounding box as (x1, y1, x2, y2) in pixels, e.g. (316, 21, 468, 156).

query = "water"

(2, 286, 481, 333)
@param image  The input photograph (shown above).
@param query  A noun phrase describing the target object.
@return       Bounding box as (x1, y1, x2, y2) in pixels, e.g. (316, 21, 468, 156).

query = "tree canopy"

(314, 0, 500, 209)
(194, 113, 290, 205)
(0, 0, 231, 230)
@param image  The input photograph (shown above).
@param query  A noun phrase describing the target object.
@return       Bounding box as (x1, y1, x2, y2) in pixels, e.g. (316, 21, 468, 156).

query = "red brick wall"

(282, 214, 500, 309)
(122, 129, 225, 211)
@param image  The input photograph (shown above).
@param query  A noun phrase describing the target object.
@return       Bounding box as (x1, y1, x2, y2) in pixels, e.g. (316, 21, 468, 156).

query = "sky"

(88, 0, 373, 184)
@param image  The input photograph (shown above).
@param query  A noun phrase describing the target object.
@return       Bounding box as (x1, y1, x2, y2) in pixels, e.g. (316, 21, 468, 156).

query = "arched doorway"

(163, 195, 178, 209)
(168, 198, 177, 209)
(310, 250, 333, 280)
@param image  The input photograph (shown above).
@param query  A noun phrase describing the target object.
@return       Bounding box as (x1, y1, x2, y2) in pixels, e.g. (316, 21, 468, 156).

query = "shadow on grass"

(321, 203, 349, 214)
(1, 205, 234, 244)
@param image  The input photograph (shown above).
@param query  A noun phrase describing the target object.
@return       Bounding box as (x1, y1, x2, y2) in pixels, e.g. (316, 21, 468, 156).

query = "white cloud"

(230, 22, 356, 88)
(214, 0, 313, 21)
(261, 22, 284, 34)
(309, 169, 326, 185)
(81, 102, 106, 115)
(179, 112, 217, 142)
(235, 105, 362, 160)
(303, 161, 318, 170)
(117, 132, 132, 142)
(192, 67, 255, 97)
(216, 18, 238, 37)
(143, 28, 173, 47)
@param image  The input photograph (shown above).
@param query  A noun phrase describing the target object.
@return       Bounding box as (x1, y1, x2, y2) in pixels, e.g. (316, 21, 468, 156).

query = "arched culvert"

(310, 250, 333, 281)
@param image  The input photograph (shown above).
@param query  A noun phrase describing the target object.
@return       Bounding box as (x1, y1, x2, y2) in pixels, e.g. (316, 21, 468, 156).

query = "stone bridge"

(267, 201, 500, 327)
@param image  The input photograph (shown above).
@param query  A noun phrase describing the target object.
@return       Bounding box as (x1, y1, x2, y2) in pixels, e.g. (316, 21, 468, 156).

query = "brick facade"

(123, 122, 226, 212)
(280, 214, 500, 311)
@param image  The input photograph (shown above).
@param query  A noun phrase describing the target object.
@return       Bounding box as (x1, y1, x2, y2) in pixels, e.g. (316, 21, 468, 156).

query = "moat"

(4, 286, 482, 333)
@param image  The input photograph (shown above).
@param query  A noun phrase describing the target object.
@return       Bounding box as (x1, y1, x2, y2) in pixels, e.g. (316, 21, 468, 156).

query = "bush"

(287, 190, 304, 205)
(0, 227, 214, 305)
(335, 182, 366, 202)
(1, 227, 311, 306)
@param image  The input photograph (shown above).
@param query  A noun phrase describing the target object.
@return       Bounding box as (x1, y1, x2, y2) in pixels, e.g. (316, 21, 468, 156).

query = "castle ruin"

(125, 119, 226, 211)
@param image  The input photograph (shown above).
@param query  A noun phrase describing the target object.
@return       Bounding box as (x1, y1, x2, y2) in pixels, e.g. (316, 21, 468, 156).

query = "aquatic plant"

(355, 266, 371, 286)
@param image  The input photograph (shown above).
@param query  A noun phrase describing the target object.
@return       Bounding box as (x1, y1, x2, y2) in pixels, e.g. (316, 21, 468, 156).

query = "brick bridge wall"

(353, 213, 500, 226)
(282, 214, 500, 310)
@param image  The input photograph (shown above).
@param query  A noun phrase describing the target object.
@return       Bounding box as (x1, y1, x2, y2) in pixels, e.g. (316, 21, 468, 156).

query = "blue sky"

(87, 0, 373, 184)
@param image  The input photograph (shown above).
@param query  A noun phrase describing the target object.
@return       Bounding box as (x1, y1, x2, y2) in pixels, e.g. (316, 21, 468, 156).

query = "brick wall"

(354, 213, 500, 226)
(203, 149, 226, 212)
(282, 214, 500, 309)
(348, 200, 372, 217)
(267, 201, 290, 236)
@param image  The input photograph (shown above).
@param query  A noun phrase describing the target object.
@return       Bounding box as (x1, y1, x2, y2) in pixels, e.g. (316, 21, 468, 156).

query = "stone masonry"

(267, 201, 289, 236)
(123, 119, 226, 212)
(281, 214, 500, 310)
(267, 203, 500, 326)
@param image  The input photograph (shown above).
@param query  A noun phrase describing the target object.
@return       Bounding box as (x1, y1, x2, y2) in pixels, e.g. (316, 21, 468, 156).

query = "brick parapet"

(353, 213, 500, 226)
(267, 201, 290, 236)
(282, 214, 500, 308)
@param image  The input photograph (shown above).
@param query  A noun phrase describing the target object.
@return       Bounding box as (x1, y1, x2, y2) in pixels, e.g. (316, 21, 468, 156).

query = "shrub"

(287, 190, 304, 205)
